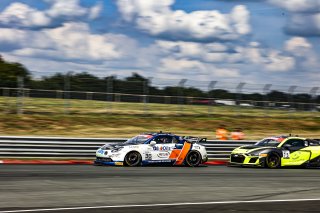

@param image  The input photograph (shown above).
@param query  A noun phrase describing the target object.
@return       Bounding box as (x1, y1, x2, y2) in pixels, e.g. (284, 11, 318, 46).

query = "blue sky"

(0, 0, 319, 88)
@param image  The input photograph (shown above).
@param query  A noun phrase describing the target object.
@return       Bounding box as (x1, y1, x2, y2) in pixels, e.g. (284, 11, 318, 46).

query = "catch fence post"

(106, 77, 113, 113)
(64, 72, 71, 114)
(178, 79, 187, 113)
(235, 82, 246, 116)
(309, 87, 319, 111)
(143, 78, 152, 115)
(288, 85, 297, 111)
(208, 81, 217, 115)
(16, 77, 24, 115)
(263, 84, 272, 116)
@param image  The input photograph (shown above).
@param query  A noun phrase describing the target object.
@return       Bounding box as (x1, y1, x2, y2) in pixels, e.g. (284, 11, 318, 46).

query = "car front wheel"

(265, 153, 281, 169)
(124, 151, 142, 167)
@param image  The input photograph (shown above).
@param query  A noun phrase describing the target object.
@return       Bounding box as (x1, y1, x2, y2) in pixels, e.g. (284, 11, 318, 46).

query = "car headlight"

(246, 151, 260, 156)
(111, 147, 124, 153)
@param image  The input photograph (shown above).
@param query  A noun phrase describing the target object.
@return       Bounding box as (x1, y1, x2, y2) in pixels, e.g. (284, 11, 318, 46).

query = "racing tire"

(265, 153, 281, 169)
(124, 151, 142, 167)
(185, 151, 202, 167)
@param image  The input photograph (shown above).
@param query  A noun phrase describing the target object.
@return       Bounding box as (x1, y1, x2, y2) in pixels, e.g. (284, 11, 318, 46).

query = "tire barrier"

(0, 136, 256, 160)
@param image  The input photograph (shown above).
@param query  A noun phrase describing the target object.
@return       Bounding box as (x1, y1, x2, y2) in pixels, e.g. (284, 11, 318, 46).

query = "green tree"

(0, 55, 31, 87)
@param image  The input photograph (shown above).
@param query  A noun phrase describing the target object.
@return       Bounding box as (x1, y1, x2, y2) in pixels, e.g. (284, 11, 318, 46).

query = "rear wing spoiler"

(183, 136, 207, 143)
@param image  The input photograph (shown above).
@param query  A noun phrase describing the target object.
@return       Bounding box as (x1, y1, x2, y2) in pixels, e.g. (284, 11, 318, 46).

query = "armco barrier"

(0, 136, 256, 160)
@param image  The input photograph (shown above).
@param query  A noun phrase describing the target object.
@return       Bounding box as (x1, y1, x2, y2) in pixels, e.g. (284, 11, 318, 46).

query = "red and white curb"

(204, 160, 228, 165)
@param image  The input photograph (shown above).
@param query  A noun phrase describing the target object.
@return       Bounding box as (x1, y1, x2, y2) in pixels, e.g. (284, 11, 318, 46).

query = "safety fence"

(1, 87, 319, 116)
(0, 136, 256, 160)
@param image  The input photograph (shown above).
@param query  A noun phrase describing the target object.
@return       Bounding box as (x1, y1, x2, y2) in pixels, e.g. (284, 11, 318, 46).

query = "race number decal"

(282, 150, 290, 159)
(145, 153, 152, 160)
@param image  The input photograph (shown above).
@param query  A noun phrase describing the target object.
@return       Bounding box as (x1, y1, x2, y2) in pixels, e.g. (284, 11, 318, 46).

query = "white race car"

(94, 132, 208, 167)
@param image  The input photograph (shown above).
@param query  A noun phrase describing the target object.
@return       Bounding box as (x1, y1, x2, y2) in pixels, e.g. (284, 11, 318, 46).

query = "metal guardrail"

(0, 136, 256, 160)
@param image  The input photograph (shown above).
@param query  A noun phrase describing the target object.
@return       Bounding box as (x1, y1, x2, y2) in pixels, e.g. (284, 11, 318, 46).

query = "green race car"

(230, 136, 320, 168)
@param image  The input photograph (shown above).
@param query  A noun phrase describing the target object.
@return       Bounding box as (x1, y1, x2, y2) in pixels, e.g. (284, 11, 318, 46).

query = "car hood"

(232, 145, 273, 154)
(101, 143, 138, 150)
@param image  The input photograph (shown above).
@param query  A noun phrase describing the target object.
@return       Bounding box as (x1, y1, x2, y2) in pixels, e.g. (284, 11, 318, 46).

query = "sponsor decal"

(153, 146, 172, 151)
(98, 149, 104, 154)
(148, 160, 172, 163)
(129, 146, 139, 148)
(291, 151, 301, 160)
(157, 152, 169, 158)
(115, 162, 123, 166)
(193, 146, 200, 150)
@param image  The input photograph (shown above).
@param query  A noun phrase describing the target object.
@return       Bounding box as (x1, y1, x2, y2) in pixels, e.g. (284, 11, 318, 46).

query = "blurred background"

(0, 0, 320, 138)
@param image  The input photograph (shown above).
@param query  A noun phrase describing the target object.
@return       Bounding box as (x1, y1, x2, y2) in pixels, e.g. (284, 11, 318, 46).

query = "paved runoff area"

(1, 165, 320, 213)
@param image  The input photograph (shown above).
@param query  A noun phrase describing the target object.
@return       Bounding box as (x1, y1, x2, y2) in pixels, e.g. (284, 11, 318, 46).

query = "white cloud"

(284, 37, 320, 71)
(285, 13, 320, 36)
(155, 40, 239, 63)
(268, 0, 320, 13)
(0, 22, 136, 62)
(117, 0, 173, 22)
(0, 3, 50, 28)
(116, 0, 250, 41)
(263, 50, 296, 72)
(285, 37, 311, 56)
(0, 1, 103, 28)
(46, 0, 87, 18)
(159, 57, 240, 79)
(269, 0, 320, 36)
(89, 1, 103, 20)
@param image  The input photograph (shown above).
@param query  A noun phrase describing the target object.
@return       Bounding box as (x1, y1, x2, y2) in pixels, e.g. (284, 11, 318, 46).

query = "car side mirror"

(149, 141, 156, 146)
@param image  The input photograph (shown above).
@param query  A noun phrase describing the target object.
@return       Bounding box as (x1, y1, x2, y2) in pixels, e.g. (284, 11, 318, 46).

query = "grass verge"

(0, 96, 319, 139)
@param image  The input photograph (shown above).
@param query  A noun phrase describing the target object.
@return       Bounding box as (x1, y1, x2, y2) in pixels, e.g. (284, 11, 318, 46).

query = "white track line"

(2, 198, 320, 213)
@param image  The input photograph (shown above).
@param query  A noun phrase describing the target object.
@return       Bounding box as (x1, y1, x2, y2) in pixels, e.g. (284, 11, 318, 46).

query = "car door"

(150, 136, 176, 161)
(281, 139, 311, 166)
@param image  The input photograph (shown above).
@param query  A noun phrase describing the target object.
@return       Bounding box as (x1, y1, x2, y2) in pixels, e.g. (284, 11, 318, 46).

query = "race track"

(1, 165, 320, 212)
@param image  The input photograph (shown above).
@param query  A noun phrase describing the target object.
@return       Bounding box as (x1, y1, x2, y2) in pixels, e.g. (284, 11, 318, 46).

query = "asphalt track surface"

(1, 165, 320, 213)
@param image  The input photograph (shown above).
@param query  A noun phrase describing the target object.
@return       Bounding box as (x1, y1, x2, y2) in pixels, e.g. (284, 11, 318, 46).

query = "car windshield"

(255, 138, 280, 147)
(124, 135, 152, 144)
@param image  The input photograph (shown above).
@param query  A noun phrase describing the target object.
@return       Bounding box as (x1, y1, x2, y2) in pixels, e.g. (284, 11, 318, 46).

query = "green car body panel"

(230, 136, 320, 168)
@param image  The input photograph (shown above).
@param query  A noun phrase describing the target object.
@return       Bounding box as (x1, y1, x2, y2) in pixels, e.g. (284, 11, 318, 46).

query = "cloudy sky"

(0, 0, 319, 87)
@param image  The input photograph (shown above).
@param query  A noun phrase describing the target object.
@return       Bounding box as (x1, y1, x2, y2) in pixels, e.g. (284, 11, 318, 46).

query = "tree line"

(0, 55, 319, 105)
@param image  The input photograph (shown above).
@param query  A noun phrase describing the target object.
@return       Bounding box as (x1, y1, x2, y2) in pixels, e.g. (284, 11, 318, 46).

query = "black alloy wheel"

(185, 151, 202, 167)
(124, 152, 142, 167)
(266, 153, 281, 168)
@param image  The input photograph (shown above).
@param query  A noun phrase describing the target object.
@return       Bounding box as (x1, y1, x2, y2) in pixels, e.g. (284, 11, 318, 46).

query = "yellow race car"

(230, 136, 320, 168)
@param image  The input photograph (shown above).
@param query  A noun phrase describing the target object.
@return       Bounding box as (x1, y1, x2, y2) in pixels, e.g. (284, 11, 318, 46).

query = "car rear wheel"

(265, 153, 281, 169)
(124, 151, 142, 167)
(185, 151, 202, 167)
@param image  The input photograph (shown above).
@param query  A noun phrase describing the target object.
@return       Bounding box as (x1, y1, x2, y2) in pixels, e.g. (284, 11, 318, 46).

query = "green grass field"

(0, 96, 319, 139)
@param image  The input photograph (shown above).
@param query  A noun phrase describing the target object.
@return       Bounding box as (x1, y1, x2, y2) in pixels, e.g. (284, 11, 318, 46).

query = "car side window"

(308, 139, 320, 146)
(154, 136, 173, 144)
(283, 139, 306, 147)
(172, 137, 178, 144)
